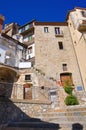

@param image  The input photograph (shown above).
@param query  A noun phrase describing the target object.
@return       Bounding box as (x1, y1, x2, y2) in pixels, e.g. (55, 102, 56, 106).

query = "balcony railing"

(19, 23, 34, 34)
(55, 30, 64, 37)
(24, 38, 34, 45)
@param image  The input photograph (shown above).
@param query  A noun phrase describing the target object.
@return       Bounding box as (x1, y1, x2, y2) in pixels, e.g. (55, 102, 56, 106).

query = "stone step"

(0, 122, 86, 130)
(34, 111, 86, 118)
(0, 121, 60, 130)
(38, 117, 86, 126)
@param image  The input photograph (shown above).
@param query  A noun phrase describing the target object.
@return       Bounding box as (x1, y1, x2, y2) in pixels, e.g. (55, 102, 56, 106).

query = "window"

(55, 27, 60, 34)
(25, 25, 29, 30)
(50, 91, 57, 96)
(0, 54, 1, 57)
(44, 27, 48, 33)
(24, 35, 33, 42)
(81, 11, 86, 17)
(28, 46, 32, 54)
(58, 42, 63, 49)
(23, 37, 28, 42)
(49, 90, 57, 101)
(62, 64, 67, 71)
(28, 35, 33, 41)
(25, 75, 31, 81)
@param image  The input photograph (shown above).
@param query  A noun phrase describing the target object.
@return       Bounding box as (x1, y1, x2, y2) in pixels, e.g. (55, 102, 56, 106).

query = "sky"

(0, 0, 86, 27)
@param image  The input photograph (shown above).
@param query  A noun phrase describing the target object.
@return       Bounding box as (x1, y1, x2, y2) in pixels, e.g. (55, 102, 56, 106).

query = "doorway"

(23, 83, 32, 99)
(60, 73, 73, 87)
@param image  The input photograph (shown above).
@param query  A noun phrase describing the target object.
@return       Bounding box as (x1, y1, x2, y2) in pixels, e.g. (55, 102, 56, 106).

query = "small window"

(25, 75, 31, 81)
(58, 42, 63, 49)
(50, 91, 57, 95)
(28, 35, 33, 41)
(0, 54, 1, 57)
(82, 11, 86, 17)
(62, 64, 67, 71)
(44, 27, 48, 33)
(55, 27, 60, 34)
(28, 46, 32, 54)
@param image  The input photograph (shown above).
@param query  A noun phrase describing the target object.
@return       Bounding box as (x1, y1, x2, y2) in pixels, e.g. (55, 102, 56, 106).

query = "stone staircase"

(0, 105, 86, 130)
(33, 106, 86, 129)
(0, 118, 60, 130)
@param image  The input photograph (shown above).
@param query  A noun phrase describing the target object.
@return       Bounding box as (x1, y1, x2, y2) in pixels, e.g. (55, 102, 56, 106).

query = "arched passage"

(0, 65, 19, 97)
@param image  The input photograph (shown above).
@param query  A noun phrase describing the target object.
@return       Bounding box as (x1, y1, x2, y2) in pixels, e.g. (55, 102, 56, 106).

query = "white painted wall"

(26, 44, 35, 59)
(19, 62, 31, 68)
(0, 44, 6, 63)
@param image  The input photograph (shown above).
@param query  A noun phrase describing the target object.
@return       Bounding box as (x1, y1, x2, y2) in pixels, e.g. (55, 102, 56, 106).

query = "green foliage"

(65, 95, 79, 106)
(64, 80, 73, 95)
(64, 80, 79, 106)
(64, 86, 73, 95)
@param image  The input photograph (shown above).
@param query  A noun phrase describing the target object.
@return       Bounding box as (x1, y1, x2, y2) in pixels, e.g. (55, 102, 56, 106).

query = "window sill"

(55, 34, 63, 37)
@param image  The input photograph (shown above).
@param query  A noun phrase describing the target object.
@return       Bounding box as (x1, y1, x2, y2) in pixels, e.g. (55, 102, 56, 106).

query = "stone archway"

(0, 65, 19, 98)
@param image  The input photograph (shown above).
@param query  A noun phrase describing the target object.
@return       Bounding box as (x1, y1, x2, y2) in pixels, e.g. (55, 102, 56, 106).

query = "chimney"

(0, 15, 5, 33)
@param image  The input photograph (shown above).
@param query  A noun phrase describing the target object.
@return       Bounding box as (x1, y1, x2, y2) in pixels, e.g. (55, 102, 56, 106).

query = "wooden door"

(23, 85, 32, 99)
(60, 73, 73, 87)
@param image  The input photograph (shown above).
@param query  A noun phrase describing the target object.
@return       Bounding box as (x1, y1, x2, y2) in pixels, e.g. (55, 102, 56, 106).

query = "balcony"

(77, 20, 86, 31)
(55, 30, 64, 37)
(19, 23, 34, 35)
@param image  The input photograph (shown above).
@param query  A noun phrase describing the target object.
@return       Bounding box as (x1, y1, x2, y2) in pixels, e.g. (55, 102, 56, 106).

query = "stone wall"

(0, 100, 51, 124)
(35, 25, 83, 89)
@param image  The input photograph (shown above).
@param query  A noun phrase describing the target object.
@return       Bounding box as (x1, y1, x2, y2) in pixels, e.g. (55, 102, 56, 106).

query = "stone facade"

(35, 24, 83, 89)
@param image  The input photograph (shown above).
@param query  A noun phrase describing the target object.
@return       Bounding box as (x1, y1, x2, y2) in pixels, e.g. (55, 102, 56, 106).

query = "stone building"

(0, 7, 86, 124)
(67, 7, 86, 91)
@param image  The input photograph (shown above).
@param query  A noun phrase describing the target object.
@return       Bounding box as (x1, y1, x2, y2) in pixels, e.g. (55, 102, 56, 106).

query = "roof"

(35, 22, 68, 26)
(19, 19, 36, 29)
(1, 33, 27, 48)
